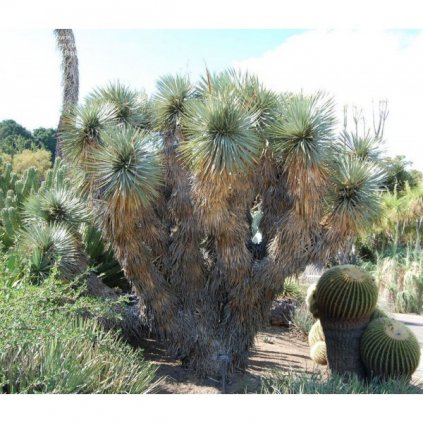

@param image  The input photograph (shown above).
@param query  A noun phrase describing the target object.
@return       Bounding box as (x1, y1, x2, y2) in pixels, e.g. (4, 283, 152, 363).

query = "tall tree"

(54, 29, 79, 159)
(60, 71, 385, 377)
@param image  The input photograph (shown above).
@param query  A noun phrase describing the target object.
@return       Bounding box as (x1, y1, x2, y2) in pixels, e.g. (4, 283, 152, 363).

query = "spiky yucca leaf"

(326, 157, 385, 234)
(19, 222, 80, 280)
(88, 127, 163, 210)
(337, 130, 384, 162)
(181, 94, 262, 176)
(197, 68, 279, 132)
(268, 92, 336, 166)
(61, 102, 117, 162)
(80, 223, 127, 289)
(88, 82, 152, 129)
(23, 188, 90, 231)
(153, 74, 195, 131)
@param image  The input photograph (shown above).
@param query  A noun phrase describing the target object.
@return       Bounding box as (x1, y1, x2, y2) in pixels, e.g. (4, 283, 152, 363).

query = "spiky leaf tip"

(88, 126, 163, 211)
(336, 130, 384, 162)
(267, 92, 336, 167)
(181, 94, 262, 176)
(23, 188, 90, 231)
(61, 102, 117, 163)
(19, 222, 80, 280)
(326, 157, 386, 235)
(153, 74, 195, 131)
(87, 81, 152, 128)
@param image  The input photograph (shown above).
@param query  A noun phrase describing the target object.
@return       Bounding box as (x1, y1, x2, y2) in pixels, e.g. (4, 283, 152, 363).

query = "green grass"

(261, 370, 423, 394)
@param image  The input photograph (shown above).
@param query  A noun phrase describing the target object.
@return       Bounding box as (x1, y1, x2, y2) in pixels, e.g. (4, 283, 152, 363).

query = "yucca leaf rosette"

(23, 188, 90, 231)
(181, 94, 262, 177)
(19, 222, 80, 280)
(88, 127, 163, 215)
(325, 157, 385, 237)
(266, 92, 336, 218)
(87, 82, 152, 129)
(61, 102, 117, 163)
(153, 74, 195, 132)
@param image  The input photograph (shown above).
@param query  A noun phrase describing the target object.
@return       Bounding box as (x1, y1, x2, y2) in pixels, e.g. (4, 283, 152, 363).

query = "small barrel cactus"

(306, 283, 319, 318)
(315, 265, 379, 378)
(370, 307, 389, 321)
(361, 318, 421, 380)
(308, 319, 325, 346)
(315, 265, 378, 321)
(310, 341, 327, 366)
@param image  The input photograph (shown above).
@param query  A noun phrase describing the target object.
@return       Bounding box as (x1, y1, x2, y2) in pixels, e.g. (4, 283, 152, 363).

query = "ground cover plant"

(0, 258, 157, 394)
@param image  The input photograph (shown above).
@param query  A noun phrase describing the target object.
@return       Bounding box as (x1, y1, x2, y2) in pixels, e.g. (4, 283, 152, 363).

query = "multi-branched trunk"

(61, 72, 384, 377)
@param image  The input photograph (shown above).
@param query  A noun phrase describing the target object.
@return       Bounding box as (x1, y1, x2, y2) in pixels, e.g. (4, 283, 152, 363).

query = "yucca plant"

(60, 71, 386, 376)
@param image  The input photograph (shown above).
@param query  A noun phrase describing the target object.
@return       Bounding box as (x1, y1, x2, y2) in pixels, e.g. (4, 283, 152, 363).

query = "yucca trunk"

(54, 29, 79, 159)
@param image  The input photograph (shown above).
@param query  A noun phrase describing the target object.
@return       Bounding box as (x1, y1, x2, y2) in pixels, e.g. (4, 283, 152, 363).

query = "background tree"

(0, 119, 32, 140)
(61, 72, 385, 376)
(33, 127, 57, 159)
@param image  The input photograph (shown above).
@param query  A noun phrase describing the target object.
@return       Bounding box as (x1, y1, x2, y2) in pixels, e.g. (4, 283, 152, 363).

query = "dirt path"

(141, 326, 322, 394)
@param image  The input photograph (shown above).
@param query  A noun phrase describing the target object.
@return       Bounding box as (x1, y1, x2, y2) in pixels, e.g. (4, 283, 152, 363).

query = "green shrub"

(261, 370, 423, 394)
(0, 318, 157, 394)
(281, 277, 306, 303)
(0, 258, 156, 394)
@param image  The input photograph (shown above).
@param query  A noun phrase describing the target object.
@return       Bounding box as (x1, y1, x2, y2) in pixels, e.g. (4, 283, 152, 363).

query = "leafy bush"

(261, 370, 423, 394)
(12, 149, 51, 176)
(0, 257, 157, 394)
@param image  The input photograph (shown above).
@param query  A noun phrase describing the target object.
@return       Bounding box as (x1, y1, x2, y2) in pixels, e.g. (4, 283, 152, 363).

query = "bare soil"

(140, 326, 323, 394)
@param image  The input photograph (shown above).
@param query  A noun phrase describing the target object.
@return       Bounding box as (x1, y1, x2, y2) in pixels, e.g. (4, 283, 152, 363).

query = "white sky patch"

(235, 29, 423, 170)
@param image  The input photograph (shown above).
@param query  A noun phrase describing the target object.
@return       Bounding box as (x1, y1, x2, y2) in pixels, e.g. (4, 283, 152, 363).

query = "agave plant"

(60, 71, 386, 376)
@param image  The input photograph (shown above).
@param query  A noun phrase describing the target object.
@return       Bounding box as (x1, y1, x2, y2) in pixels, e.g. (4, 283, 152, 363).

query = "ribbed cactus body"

(370, 307, 388, 321)
(310, 341, 327, 365)
(308, 320, 325, 346)
(315, 265, 378, 321)
(361, 318, 421, 379)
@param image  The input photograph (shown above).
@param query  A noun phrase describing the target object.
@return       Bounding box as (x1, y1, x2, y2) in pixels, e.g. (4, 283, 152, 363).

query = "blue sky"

(1, 29, 423, 170)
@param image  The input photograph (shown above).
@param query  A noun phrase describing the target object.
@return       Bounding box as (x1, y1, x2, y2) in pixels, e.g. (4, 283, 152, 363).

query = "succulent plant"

(361, 318, 421, 379)
(306, 283, 319, 318)
(315, 265, 378, 321)
(310, 341, 327, 366)
(308, 319, 325, 346)
(370, 307, 389, 321)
